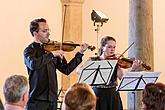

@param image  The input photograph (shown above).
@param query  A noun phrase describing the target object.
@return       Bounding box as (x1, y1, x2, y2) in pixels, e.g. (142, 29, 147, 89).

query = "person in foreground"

(91, 36, 141, 110)
(3, 75, 28, 110)
(142, 82, 165, 110)
(24, 18, 89, 110)
(62, 83, 96, 110)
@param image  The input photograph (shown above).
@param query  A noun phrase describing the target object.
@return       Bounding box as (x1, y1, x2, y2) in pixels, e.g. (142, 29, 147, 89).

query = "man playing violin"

(24, 18, 89, 110)
(93, 36, 141, 110)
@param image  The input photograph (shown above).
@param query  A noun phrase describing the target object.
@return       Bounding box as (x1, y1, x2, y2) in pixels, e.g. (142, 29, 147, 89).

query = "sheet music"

(117, 71, 160, 91)
(123, 72, 141, 77)
(138, 72, 160, 89)
(78, 60, 117, 85)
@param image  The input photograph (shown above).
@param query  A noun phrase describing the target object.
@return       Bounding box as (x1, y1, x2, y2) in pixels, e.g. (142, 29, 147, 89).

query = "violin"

(43, 40, 96, 52)
(105, 55, 151, 70)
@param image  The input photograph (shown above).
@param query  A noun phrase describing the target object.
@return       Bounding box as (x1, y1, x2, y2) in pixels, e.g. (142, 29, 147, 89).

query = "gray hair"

(3, 75, 28, 103)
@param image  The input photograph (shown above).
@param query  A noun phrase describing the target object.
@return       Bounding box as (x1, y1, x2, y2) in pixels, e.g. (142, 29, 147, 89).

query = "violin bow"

(118, 42, 135, 59)
(61, 4, 68, 50)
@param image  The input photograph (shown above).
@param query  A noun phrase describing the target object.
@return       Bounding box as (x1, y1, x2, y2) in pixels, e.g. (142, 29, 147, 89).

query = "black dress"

(92, 66, 123, 110)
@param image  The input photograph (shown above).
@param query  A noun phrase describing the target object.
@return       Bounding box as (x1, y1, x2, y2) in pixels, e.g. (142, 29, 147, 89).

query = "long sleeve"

(54, 52, 84, 75)
(24, 46, 54, 70)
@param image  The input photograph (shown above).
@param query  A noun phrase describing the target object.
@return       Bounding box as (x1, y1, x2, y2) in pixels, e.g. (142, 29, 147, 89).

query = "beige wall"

(0, 0, 62, 104)
(153, 0, 165, 82)
(0, 0, 164, 109)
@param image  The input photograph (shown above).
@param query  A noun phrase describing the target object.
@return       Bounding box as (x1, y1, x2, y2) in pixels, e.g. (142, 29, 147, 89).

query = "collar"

(99, 54, 105, 59)
(31, 42, 45, 49)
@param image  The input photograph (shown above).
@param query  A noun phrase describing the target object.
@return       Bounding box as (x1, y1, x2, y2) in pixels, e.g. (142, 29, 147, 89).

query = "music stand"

(78, 60, 117, 86)
(117, 71, 160, 91)
(117, 71, 160, 110)
(57, 87, 66, 110)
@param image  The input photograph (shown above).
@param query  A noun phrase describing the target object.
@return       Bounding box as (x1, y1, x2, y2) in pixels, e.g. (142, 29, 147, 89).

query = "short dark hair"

(142, 82, 165, 110)
(3, 75, 28, 103)
(29, 18, 47, 36)
(99, 36, 116, 55)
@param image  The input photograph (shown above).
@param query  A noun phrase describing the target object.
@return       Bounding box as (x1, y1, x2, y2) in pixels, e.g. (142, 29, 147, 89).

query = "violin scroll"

(88, 45, 96, 51)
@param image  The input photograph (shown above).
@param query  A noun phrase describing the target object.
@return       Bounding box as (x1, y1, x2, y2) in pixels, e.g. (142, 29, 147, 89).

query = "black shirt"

(24, 42, 83, 102)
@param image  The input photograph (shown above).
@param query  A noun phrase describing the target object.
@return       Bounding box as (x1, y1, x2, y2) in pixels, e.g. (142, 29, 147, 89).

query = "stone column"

(60, 0, 84, 89)
(128, 0, 153, 110)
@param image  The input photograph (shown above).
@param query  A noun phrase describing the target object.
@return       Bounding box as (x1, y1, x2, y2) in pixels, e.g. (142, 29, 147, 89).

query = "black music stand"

(117, 71, 160, 110)
(57, 87, 66, 110)
(78, 60, 117, 86)
(117, 71, 160, 91)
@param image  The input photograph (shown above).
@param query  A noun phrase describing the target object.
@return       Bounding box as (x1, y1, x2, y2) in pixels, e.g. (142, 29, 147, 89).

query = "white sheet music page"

(138, 71, 160, 89)
(78, 60, 117, 85)
(117, 71, 160, 91)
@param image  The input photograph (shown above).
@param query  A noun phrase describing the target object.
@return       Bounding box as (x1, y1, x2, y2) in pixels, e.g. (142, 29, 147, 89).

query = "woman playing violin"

(93, 36, 141, 110)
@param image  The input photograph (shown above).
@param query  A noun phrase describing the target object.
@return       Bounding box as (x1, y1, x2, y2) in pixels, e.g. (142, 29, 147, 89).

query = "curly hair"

(142, 82, 165, 110)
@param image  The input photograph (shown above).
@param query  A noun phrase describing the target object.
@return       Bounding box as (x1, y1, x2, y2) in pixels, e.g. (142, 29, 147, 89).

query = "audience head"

(142, 82, 165, 110)
(62, 83, 96, 110)
(3, 75, 28, 108)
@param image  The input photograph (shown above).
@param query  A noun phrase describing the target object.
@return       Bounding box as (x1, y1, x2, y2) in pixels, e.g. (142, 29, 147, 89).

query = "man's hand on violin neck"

(51, 50, 64, 58)
(79, 43, 89, 54)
